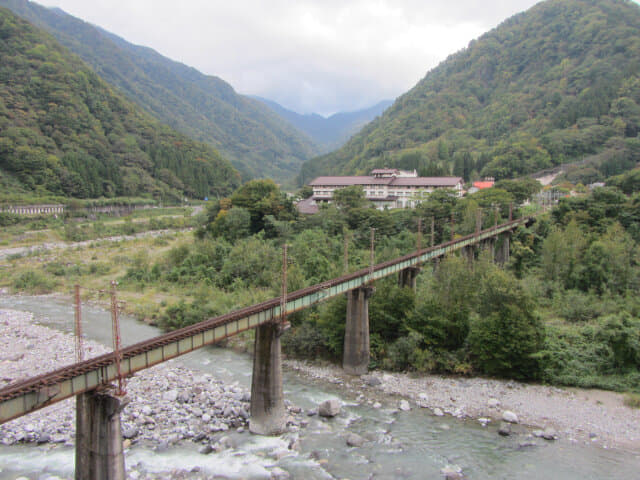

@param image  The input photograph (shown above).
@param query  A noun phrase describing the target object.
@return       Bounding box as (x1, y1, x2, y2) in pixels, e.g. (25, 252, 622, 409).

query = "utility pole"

(74, 284, 83, 363)
(280, 244, 289, 328)
(110, 281, 125, 396)
(369, 228, 375, 283)
(450, 213, 455, 241)
(431, 216, 435, 247)
(343, 231, 349, 274)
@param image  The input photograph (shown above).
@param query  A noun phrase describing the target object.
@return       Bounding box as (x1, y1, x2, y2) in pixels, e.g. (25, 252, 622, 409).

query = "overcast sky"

(35, 0, 557, 115)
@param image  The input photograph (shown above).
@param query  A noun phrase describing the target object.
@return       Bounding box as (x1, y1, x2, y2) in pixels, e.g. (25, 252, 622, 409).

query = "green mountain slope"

(1, 0, 320, 183)
(299, 0, 640, 185)
(0, 7, 241, 201)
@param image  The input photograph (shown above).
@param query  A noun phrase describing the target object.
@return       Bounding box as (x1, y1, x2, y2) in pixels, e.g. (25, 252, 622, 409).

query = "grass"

(624, 393, 640, 409)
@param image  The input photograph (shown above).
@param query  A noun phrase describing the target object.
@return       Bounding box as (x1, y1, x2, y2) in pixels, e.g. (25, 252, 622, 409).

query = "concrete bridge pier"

(461, 245, 476, 265)
(249, 322, 286, 435)
(343, 286, 375, 375)
(483, 238, 496, 261)
(398, 267, 420, 289)
(75, 389, 126, 480)
(495, 233, 511, 265)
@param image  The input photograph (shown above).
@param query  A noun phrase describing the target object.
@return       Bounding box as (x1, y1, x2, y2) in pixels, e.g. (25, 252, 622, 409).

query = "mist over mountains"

(253, 98, 393, 153)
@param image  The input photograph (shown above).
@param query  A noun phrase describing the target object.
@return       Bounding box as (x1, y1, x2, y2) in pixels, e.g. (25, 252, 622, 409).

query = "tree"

(409, 255, 479, 351)
(230, 179, 296, 234)
(468, 268, 544, 380)
(333, 185, 366, 210)
(494, 178, 542, 204)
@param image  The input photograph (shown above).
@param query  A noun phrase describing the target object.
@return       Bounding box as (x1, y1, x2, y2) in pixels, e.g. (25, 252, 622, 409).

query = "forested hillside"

(1, 0, 320, 183)
(0, 8, 240, 202)
(255, 98, 393, 153)
(300, 0, 640, 185)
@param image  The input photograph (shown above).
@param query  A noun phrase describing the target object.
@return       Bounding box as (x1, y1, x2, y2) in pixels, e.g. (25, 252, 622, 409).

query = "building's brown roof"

(392, 177, 462, 187)
(309, 176, 462, 188)
(309, 176, 389, 186)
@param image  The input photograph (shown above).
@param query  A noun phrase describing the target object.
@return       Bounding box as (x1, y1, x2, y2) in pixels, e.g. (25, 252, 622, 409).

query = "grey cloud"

(38, 0, 543, 114)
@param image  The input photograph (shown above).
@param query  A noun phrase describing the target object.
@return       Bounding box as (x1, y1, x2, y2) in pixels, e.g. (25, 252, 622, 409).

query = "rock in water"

(399, 400, 411, 411)
(318, 399, 341, 417)
(270, 467, 291, 480)
(346, 433, 365, 447)
(498, 422, 512, 436)
(441, 465, 464, 479)
(502, 410, 519, 424)
(122, 426, 139, 439)
(363, 375, 382, 386)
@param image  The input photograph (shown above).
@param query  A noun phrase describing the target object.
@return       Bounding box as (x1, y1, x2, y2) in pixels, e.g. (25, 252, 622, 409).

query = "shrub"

(13, 270, 56, 293)
(281, 319, 328, 360)
(382, 331, 422, 371)
(624, 393, 640, 408)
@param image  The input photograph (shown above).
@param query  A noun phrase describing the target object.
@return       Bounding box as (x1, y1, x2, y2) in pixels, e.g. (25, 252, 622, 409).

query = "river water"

(0, 295, 639, 479)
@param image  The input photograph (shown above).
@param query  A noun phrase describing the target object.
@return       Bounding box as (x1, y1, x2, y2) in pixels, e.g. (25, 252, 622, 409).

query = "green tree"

(230, 179, 296, 234)
(332, 185, 367, 210)
(468, 268, 544, 379)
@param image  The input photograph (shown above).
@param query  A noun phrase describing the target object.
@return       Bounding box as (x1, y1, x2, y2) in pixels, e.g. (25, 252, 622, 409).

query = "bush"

(0, 213, 20, 227)
(281, 319, 328, 360)
(596, 313, 640, 373)
(382, 331, 422, 371)
(13, 270, 56, 293)
(555, 289, 601, 322)
(624, 393, 640, 408)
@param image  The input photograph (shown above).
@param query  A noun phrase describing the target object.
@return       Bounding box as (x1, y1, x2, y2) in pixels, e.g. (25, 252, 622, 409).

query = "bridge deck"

(0, 218, 530, 423)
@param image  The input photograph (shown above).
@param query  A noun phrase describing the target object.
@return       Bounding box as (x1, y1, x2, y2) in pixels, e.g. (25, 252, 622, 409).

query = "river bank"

(284, 359, 640, 452)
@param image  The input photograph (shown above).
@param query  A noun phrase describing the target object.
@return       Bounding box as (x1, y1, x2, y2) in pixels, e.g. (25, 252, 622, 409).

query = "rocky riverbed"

(285, 359, 640, 452)
(0, 309, 305, 479)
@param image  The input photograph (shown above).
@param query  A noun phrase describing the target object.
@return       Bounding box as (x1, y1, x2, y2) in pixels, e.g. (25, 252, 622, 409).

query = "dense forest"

(1, 0, 320, 183)
(299, 0, 640, 186)
(0, 8, 241, 203)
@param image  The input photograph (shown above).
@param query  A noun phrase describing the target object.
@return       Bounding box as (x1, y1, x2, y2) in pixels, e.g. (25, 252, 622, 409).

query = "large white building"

(308, 168, 463, 210)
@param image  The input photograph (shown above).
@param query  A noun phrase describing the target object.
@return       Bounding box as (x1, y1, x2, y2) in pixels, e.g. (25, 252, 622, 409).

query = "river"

(0, 295, 638, 479)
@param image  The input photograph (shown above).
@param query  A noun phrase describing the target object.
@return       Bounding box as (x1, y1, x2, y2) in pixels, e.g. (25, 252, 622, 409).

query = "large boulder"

(318, 399, 342, 418)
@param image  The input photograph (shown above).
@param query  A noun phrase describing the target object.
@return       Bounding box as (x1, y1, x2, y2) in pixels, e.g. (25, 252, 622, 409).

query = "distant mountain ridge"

(253, 98, 393, 152)
(1, 0, 320, 183)
(299, 0, 640, 186)
(0, 7, 240, 201)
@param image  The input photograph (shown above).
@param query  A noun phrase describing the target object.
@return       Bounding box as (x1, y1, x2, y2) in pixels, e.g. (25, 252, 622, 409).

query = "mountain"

(299, 0, 640, 186)
(1, 0, 320, 183)
(253, 98, 393, 153)
(0, 7, 240, 201)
